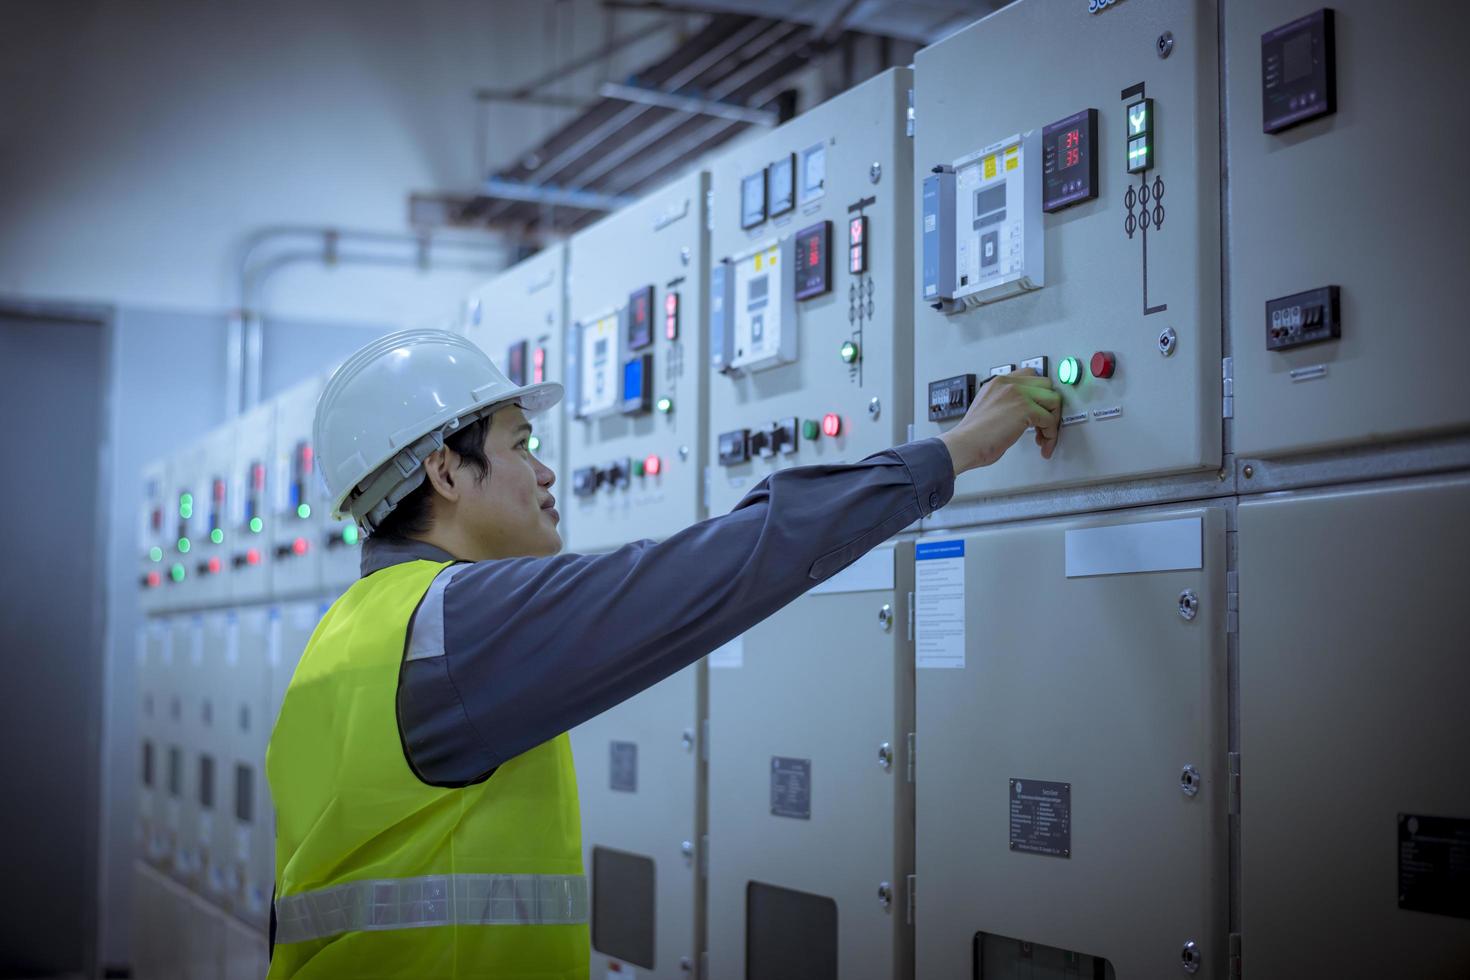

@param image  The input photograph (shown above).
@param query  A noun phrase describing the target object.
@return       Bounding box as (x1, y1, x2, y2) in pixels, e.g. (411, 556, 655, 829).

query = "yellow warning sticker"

(768, 248, 778, 265)
(983, 155, 997, 179)
(1005, 144, 1019, 156)
(1006, 156, 1020, 171)
(754, 253, 763, 271)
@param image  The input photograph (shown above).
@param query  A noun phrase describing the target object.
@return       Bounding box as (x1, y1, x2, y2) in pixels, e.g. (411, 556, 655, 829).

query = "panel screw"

(680, 957, 693, 972)
(1180, 764, 1201, 797)
(877, 881, 893, 910)
(1181, 940, 1201, 973)
(870, 161, 883, 184)
(680, 246, 691, 266)
(1243, 464, 1254, 479)
(868, 396, 882, 419)
(681, 729, 695, 752)
(1157, 30, 1175, 59)
(681, 840, 694, 860)
(878, 742, 893, 770)
(1158, 327, 1178, 356)
(1178, 589, 1199, 621)
(878, 603, 893, 632)
(678, 445, 690, 461)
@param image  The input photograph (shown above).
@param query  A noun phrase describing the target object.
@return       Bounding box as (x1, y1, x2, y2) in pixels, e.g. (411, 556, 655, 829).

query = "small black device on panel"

(928, 374, 979, 422)
(621, 353, 653, 415)
(505, 340, 528, 386)
(741, 170, 768, 229)
(572, 466, 600, 497)
(718, 429, 750, 466)
(1043, 108, 1098, 212)
(794, 221, 832, 300)
(1266, 285, 1340, 351)
(1262, 8, 1336, 134)
(769, 152, 796, 217)
(626, 285, 655, 351)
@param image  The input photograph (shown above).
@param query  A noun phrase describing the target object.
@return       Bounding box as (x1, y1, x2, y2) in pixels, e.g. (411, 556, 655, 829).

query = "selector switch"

(606, 459, 632, 490)
(750, 429, 773, 458)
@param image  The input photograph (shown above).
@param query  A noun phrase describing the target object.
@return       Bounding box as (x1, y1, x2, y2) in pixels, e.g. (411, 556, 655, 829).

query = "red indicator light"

(207, 556, 222, 575)
(644, 454, 662, 477)
(300, 444, 314, 474)
(251, 463, 266, 490)
(292, 537, 309, 556)
(246, 548, 261, 566)
(213, 478, 226, 502)
(822, 413, 842, 438)
(533, 346, 546, 384)
(151, 508, 162, 530)
(1090, 350, 1117, 379)
(147, 571, 161, 588)
(664, 291, 680, 341)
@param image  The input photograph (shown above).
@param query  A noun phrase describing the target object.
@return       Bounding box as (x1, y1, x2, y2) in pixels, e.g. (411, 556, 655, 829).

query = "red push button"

(1090, 351, 1117, 379)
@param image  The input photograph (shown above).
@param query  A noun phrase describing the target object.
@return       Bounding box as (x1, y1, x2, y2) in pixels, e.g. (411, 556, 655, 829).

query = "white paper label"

(1061, 411, 1089, 427)
(1065, 517, 1202, 578)
(1091, 405, 1123, 422)
(709, 635, 744, 669)
(916, 540, 966, 669)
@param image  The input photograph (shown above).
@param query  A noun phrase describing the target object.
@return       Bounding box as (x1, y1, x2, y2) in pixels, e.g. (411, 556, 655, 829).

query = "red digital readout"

(808, 238, 820, 267)
(1059, 128, 1082, 170)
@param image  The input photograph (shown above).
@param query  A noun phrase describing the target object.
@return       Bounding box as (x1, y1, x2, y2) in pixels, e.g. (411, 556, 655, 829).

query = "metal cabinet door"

(916, 506, 1228, 978)
(571, 662, 703, 978)
(707, 545, 914, 980)
(1238, 477, 1470, 975)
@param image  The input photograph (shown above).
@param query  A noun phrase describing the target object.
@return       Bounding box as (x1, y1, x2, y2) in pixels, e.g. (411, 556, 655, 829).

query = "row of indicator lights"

(146, 530, 356, 585)
(1055, 352, 1118, 386)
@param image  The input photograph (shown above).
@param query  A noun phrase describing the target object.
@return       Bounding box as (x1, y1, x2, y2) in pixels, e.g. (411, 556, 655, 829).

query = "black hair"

(371, 415, 493, 539)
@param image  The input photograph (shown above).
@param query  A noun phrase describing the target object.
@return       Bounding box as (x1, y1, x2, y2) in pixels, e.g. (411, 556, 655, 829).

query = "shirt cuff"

(892, 438, 956, 518)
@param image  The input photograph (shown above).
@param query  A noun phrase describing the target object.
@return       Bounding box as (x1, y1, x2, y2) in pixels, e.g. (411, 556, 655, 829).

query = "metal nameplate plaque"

(1399, 813, 1470, 919)
(1010, 778, 1072, 858)
(771, 756, 812, 820)
(609, 740, 638, 793)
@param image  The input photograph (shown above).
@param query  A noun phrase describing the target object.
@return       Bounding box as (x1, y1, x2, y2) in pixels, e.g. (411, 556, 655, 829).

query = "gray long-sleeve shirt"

(374, 438, 955, 786)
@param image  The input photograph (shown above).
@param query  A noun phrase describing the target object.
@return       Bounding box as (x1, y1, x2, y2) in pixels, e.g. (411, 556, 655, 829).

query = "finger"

(1024, 400, 1057, 432)
(1034, 426, 1058, 459)
(1025, 386, 1062, 410)
(1008, 371, 1055, 390)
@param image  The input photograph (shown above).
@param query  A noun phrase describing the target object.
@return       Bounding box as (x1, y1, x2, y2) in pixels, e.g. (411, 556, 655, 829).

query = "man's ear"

(421, 447, 461, 503)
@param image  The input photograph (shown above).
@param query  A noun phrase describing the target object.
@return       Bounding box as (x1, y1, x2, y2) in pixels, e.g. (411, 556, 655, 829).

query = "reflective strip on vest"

(274, 873, 589, 944)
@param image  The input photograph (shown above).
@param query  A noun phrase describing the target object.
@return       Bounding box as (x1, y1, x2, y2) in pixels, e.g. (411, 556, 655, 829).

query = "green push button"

(802, 419, 820, 440)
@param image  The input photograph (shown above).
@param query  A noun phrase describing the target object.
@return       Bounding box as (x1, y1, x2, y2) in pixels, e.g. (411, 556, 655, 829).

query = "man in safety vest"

(266, 329, 1060, 977)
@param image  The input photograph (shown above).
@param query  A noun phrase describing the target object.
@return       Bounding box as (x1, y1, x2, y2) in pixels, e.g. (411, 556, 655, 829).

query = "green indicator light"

(210, 528, 224, 545)
(177, 537, 191, 554)
(342, 525, 360, 546)
(179, 504, 193, 520)
(839, 340, 860, 364)
(149, 546, 163, 563)
(655, 396, 673, 414)
(297, 503, 311, 519)
(527, 435, 542, 453)
(249, 517, 264, 534)
(170, 563, 186, 583)
(1058, 357, 1081, 386)
(179, 493, 193, 509)
(632, 459, 646, 478)
(802, 419, 820, 440)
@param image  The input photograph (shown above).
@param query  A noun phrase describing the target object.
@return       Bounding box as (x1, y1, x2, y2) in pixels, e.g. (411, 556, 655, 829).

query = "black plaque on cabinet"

(770, 756, 811, 819)
(1399, 813, 1470, 919)
(1009, 778, 1071, 858)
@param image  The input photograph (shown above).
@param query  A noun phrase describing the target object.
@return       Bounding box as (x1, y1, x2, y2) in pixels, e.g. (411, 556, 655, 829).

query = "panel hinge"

(1229, 931, 1242, 977)
(1228, 751, 1241, 817)
(700, 833, 709, 879)
(906, 591, 915, 642)
(1222, 356, 1235, 419)
(701, 717, 710, 763)
(906, 731, 916, 783)
(905, 873, 917, 924)
(1226, 569, 1239, 635)
(906, 88, 915, 138)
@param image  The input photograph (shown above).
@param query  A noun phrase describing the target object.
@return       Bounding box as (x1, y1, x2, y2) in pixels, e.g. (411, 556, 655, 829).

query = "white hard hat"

(314, 329, 562, 532)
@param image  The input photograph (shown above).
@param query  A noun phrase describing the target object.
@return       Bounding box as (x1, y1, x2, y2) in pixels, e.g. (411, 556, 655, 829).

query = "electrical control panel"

(193, 427, 236, 607)
(1227, 1, 1470, 458)
(229, 401, 274, 604)
(707, 68, 914, 516)
(913, 0, 1220, 500)
(270, 377, 324, 598)
(563, 171, 708, 552)
(915, 506, 1227, 977)
(707, 547, 914, 979)
(166, 440, 206, 610)
(139, 459, 174, 613)
(463, 242, 568, 505)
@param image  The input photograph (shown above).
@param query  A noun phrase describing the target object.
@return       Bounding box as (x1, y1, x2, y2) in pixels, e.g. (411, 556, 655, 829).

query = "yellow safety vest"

(266, 559, 589, 978)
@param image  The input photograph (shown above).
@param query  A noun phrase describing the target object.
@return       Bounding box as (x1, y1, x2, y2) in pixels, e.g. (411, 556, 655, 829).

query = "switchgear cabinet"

(707, 68, 914, 516)
(1238, 477, 1470, 975)
(463, 242, 568, 523)
(707, 546, 914, 980)
(565, 170, 709, 552)
(915, 506, 1228, 978)
(912, 0, 1221, 500)
(1226, 1, 1470, 460)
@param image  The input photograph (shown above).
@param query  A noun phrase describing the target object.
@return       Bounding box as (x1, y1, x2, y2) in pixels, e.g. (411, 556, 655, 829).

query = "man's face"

(454, 405, 560, 558)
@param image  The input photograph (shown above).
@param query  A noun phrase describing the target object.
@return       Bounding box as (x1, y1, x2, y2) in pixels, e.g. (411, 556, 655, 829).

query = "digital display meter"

(1262, 8, 1336, 134)
(794, 221, 832, 300)
(626, 284, 654, 351)
(741, 170, 768, 229)
(769, 152, 796, 217)
(1043, 108, 1098, 212)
